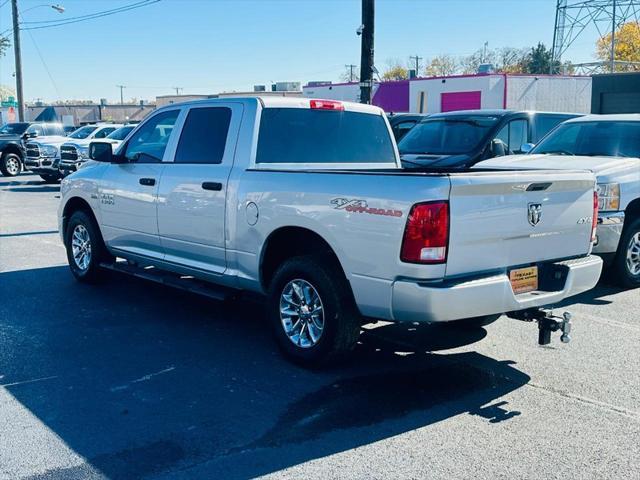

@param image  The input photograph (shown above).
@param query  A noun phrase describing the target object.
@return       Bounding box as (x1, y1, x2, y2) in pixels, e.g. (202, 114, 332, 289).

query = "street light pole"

(11, 0, 25, 121)
(9, 2, 65, 122)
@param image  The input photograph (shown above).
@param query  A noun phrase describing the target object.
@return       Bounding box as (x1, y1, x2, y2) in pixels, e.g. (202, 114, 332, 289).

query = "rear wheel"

(40, 174, 60, 183)
(612, 217, 640, 288)
(267, 255, 361, 367)
(64, 210, 113, 283)
(1, 153, 22, 177)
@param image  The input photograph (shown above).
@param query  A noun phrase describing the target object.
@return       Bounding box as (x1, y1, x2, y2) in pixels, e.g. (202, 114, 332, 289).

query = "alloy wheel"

(279, 279, 325, 348)
(71, 224, 92, 271)
(626, 232, 640, 276)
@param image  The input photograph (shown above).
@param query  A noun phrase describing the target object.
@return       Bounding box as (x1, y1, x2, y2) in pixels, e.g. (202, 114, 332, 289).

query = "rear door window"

(494, 119, 528, 153)
(256, 108, 396, 164)
(175, 107, 231, 164)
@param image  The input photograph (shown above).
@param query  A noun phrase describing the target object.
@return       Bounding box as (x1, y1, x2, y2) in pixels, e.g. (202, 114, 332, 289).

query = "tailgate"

(446, 170, 595, 277)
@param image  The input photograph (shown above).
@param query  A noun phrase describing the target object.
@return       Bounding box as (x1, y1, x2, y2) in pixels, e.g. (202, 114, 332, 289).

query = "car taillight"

(592, 190, 598, 242)
(310, 99, 344, 111)
(401, 201, 449, 264)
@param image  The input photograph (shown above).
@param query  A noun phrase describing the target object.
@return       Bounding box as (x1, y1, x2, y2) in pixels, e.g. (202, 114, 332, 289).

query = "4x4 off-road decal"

(331, 198, 402, 217)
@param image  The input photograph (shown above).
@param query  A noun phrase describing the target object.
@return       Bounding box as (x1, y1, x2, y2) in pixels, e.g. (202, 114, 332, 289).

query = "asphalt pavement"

(0, 174, 638, 480)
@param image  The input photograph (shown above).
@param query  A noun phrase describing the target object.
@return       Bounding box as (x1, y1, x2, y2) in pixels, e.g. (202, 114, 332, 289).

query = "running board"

(100, 261, 237, 302)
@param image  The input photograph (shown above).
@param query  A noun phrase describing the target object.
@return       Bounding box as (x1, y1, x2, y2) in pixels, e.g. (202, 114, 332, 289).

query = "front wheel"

(64, 210, 112, 283)
(267, 255, 361, 367)
(612, 218, 640, 288)
(1, 153, 22, 177)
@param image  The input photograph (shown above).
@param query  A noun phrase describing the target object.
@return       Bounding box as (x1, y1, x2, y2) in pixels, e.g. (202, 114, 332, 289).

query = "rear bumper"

(593, 212, 624, 255)
(391, 255, 603, 323)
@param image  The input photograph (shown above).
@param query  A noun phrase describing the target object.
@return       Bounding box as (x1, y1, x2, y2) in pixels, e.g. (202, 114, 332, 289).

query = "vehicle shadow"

(3, 185, 60, 193)
(554, 276, 628, 308)
(0, 266, 530, 479)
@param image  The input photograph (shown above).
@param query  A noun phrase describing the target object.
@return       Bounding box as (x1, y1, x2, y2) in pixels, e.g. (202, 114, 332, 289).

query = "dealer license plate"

(509, 266, 538, 294)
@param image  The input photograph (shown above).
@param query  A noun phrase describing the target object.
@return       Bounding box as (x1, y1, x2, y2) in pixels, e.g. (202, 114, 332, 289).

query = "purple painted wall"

(440, 91, 482, 112)
(372, 80, 410, 112)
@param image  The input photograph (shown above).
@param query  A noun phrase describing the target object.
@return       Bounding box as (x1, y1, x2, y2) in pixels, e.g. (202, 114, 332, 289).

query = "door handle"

(202, 182, 223, 191)
(139, 178, 156, 186)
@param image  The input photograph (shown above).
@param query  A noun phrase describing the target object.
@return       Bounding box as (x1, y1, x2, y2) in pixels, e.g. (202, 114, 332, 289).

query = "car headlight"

(77, 146, 89, 159)
(597, 183, 620, 212)
(41, 145, 58, 157)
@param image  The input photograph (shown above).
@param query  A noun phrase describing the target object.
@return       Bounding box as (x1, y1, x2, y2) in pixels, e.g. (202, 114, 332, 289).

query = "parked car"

(477, 114, 640, 288)
(52, 124, 123, 178)
(398, 110, 580, 170)
(63, 125, 79, 135)
(59, 125, 134, 177)
(0, 122, 66, 177)
(58, 97, 601, 366)
(387, 113, 426, 141)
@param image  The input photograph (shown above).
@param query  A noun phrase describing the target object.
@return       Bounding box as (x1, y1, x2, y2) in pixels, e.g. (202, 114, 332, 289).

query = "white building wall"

(408, 75, 505, 113)
(303, 83, 380, 103)
(505, 76, 592, 113)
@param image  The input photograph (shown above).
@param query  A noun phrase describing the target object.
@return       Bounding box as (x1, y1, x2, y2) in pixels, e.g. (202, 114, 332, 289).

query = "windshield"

(68, 126, 98, 139)
(0, 122, 29, 135)
(398, 116, 499, 155)
(107, 126, 134, 140)
(531, 121, 640, 158)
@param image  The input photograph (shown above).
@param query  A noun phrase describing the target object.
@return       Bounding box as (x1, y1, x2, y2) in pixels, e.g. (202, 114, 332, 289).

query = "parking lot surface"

(1, 174, 639, 480)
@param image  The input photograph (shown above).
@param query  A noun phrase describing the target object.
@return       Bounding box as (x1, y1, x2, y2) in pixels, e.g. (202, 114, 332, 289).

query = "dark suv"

(397, 110, 581, 170)
(0, 122, 66, 177)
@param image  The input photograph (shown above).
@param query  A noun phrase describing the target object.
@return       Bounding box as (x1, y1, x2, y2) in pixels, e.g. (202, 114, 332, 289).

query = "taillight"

(592, 190, 598, 242)
(401, 201, 449, 264)
(310, 99, 344, 111)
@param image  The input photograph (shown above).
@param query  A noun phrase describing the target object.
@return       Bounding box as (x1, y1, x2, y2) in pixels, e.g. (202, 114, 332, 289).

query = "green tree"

(522, 43, 560, 74)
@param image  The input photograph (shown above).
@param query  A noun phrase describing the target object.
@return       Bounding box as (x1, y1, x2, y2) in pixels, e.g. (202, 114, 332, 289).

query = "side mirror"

(23, 132, 37, 139)
(520, 143, 535, 154)
(490, 139, 507, 158)
(89, 142, 114, 162)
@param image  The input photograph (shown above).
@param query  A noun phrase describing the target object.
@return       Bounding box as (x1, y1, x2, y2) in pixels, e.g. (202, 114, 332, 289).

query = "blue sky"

(0, 0, 602, 103)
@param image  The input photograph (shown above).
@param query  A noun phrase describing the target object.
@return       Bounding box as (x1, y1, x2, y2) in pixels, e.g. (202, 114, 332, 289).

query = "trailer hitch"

(507, 308, 572, 346)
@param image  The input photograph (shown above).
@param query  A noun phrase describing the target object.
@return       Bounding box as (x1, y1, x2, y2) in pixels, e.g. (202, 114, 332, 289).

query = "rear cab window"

(256, 107, 397, 167)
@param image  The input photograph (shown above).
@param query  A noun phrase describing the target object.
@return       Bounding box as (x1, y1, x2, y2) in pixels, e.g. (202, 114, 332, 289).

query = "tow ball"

(507, 309, 572, 346)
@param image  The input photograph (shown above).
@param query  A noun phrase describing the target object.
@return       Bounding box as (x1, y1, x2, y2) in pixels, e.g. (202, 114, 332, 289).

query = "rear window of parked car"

(256, 108, 396, 164)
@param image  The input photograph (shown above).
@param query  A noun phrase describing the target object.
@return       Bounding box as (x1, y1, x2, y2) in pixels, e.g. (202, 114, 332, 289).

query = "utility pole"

(173, 86, 183, 95)
(116, 85, 126, 105)
(345, 64, 357, 82)
(409, 55, 422, 75)
(482, 41, 489, 63)
(610, 0, 617, 73)
(11, 0, 25, 121)
(359, 0, 374, 104)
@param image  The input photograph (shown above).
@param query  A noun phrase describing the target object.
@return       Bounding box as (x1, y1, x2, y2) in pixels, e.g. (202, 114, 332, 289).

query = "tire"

(611, 217, 640, 289)
(64, 210, 113, 283)
(445, 314, 501, 329)
(40, 174, 61, 184)
(267, 255, 361, 367)
(1, 153, 22, 177)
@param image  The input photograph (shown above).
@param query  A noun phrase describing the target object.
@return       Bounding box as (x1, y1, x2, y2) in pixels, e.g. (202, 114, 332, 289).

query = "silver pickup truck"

(58, 97, 602, 365)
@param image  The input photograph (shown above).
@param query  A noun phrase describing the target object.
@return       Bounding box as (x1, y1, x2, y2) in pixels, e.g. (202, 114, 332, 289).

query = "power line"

(20, 0, 158, 24)
(1, 0, 160, 35)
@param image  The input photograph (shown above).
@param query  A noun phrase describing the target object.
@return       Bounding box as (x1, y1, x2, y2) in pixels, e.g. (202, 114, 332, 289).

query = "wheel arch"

(259, 226, 349, 292)
(62, 196, 98, 238)
(1, 143, 24, 159)
(624, 198, 640, 226)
